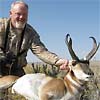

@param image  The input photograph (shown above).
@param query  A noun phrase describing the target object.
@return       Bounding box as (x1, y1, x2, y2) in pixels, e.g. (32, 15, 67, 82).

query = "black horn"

(65, 34, 80, 61)
(85, 37, 100, 60)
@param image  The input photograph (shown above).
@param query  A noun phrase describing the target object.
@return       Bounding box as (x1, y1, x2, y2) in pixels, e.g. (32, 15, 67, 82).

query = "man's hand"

(55, 59, 69, 70)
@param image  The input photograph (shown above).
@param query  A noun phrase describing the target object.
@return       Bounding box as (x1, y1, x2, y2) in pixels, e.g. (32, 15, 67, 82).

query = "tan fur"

(39, 77, 66, 100)
(38, 62, 92, 100)
(0, 75, 19, 89)
(64, 76, 74, 94)
(38, 70, 82, 100)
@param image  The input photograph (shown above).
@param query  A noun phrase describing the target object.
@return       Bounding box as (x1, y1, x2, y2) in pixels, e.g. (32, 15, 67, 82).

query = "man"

(0, 1, 69, 77)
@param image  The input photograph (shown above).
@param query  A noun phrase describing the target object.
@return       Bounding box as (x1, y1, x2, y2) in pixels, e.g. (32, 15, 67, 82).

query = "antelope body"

(12, 61, 93, 100)
(12, 34, 99, 100)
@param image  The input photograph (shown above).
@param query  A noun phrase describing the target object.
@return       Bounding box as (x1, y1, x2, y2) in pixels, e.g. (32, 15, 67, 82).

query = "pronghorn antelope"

(12, 34, 99, 100)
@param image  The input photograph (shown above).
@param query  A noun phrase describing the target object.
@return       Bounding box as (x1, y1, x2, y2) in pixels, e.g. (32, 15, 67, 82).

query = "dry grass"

(79, 61, 100, 100)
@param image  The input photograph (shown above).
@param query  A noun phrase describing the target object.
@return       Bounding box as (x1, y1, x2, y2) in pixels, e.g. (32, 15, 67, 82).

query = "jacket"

(0, 18, 60, 67)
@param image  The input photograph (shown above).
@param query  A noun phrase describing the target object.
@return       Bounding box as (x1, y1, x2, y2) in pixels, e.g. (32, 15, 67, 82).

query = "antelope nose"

(88, 72, 94, 76)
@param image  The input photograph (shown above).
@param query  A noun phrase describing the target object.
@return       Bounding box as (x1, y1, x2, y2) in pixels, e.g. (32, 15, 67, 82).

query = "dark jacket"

(0, 18, 60, 68)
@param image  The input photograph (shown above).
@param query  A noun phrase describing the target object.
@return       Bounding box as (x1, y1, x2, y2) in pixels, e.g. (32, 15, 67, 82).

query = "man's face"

(10, 3, 28, 29)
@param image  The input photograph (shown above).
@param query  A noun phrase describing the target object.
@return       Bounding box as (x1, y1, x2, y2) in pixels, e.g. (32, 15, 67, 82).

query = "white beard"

(15, 21, 25, 29)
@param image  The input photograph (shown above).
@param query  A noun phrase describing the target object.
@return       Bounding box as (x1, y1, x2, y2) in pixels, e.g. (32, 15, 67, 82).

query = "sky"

(0, 0, 100, 62)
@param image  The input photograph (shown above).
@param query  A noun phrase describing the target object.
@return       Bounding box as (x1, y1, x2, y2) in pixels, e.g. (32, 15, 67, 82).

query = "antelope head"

(64, 34, 99, 87)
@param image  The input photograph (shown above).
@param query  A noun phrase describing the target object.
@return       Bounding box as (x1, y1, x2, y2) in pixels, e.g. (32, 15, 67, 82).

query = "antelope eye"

(72, 60, 77, 66)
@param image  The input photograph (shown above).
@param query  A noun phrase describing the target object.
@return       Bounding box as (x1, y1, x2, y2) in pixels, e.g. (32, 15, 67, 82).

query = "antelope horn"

(85, 37, 100, 60)
(65, 34, 79, 61)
